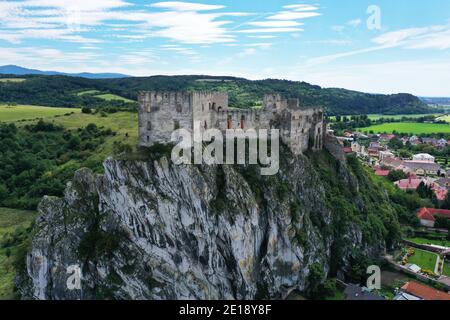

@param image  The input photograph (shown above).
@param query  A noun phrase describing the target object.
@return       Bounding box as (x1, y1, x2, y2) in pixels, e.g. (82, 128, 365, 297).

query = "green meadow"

(358, 122, 450, 135)
(0, 207, 37, 300)
(20, 110, 138, 168)
(330, 113, 441, 121)
(76, 90, 135, 103)
(0, 104, 80, 122)
(0, 78, 26, 83)
(366, 114, 441, 120)
(436, 115, 450, 123)
(76, 89, 101, 96)
(95, 93, 135, 103)
(408, 249, 438, 271)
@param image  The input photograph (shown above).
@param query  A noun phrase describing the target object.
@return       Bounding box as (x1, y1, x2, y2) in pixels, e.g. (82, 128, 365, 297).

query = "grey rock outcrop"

(17, 150, 388, 300)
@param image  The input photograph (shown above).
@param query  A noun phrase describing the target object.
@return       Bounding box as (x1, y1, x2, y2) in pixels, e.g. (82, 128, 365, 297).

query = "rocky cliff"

(17, 147, 400, 300)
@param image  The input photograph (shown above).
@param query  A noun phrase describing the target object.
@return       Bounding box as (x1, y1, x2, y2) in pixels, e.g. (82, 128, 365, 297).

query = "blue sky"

(0, 0, 449, 96)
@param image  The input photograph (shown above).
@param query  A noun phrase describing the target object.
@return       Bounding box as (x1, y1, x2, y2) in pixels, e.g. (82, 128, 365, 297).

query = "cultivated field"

(330, 113, 442, 121)
(76, 89, 101, 96)
(358, 122, 450, 134)
(436, 115, 450, 123)
(0, 207, 36, 300)
(367, 114, 441, 120)
(0, 104, 80, 122)
(95, 93, 135, 103)
(0, 78, 26, 83)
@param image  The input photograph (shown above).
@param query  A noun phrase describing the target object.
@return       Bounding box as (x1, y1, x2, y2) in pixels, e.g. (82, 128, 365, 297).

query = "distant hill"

(0, 73, 437, 115)
(420, 97, 450, 105)
(0, 65, 130, 79)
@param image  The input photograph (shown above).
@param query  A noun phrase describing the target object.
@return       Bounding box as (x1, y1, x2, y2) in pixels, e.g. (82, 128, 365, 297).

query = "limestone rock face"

(17, 151, 386, 300)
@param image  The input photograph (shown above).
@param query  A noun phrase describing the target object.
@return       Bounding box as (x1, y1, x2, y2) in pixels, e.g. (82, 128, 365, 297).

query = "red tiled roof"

(375, 169, 390, 177)
(343, 147, 353, 153)
(417, 207, 450, 221)
(380, 134, 396, 141)
(434, 188, 448, 201)
(401, 282, 450, 300)
(395, 178, 422, 190)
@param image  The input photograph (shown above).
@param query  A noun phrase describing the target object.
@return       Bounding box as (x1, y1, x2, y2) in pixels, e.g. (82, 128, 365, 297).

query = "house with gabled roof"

(400, 281, 450, 300)
(417, 207, 450, 228)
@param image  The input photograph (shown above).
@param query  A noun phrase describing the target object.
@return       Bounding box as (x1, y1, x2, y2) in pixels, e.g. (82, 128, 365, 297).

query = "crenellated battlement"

(138, 91, 324, 155)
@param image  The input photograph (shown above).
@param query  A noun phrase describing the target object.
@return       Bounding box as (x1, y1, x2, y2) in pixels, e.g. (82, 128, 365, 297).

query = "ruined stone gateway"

(138, 91, 324, 155)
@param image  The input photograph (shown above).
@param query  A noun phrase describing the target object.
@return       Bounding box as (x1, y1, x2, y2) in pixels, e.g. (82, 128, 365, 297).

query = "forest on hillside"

(0, 75, 437, 116)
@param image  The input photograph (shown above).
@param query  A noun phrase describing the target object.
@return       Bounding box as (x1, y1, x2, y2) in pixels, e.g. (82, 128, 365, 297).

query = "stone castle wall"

(138, 91, 324, 155)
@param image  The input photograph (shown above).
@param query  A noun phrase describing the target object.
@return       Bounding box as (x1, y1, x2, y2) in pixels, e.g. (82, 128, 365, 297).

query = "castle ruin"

(138, 91, 324, 155)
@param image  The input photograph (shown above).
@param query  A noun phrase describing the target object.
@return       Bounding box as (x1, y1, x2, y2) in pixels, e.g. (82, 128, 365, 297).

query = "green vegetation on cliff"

(0, 207, 36, 299)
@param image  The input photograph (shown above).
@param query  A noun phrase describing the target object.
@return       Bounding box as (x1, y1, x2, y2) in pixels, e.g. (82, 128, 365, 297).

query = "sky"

(0, 0, 450, 96)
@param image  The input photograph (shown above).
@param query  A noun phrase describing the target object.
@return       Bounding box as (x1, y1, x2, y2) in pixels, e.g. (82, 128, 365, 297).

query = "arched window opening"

(240, 115, 245, 129)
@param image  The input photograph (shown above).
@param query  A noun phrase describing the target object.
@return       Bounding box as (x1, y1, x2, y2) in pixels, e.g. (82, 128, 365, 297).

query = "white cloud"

(305, 24, 450, 67)
(247, 35, 278, 39)
(246, 43, 273, 49)
(237, 3, 320, 35)
(299, 60, 450, 96)
(347, 18, 362, 28)
(238, 27, 303, 34)
(0, 0, 248, 45)
(0, 46, 101, 67)
(310, 39, 352, 45)
(372, 25, 450, 49)
(332, 25, 345, 32)
(267, 11, 320, 20)
(149, 1, 225, 11)
(247, 21, 303, 27)
(282, 4, 319, 11)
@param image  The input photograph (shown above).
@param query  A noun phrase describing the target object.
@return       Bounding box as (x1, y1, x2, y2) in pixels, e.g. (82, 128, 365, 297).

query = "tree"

(0, 183, 7, 202)
(387, 170, 407, 182)
(416, 182, 433, 199)
(320, 279, 338, 298)
(388, 137, 403, 150)
(441, 192, 450, 210)
(308, 263, 325, 299)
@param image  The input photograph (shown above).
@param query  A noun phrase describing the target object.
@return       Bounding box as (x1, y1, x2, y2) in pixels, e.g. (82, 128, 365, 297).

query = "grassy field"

(408, 249, 438, 271)
(0, 104, 80, 122)
(444, 261, 450, 277)
(95, 93, 135, 103)
(76, 89, 101, 96)
(406, 237, 450, 248)
(436, 115, 450, 123)
(358, 122, 450, 135)
(367, 114, 440, 120)
(0, 207, 37, 300)
(330, 113, 441, 121)
(21, 111, 138, 169)
(0, 78, 26, 83)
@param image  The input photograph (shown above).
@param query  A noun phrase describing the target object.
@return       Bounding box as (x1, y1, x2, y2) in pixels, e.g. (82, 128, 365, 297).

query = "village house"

(398, 282, 450, 300)
(412, 153, 435, 163)
(381, 157, 404, 170)
(379, 133, 396, 142)
(395, 175, 423, 191)
(437, 138, 448, 148)
(344, 284, 385, 301)
(435, 178, 450, 188)
(402, 160, 442, 176)
(417, 207, 450, 228)
(374, 169, 390, 177)
(379, 150, 395, 161)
